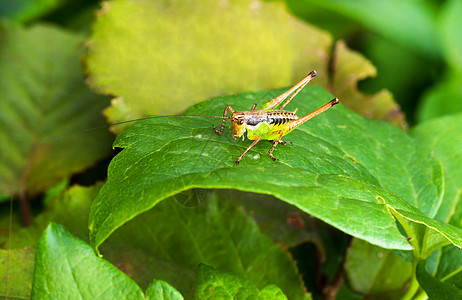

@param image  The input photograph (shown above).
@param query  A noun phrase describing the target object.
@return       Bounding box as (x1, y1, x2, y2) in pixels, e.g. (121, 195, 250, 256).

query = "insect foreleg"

(235, 136, 262, 164)
(214, 105, 235, 135)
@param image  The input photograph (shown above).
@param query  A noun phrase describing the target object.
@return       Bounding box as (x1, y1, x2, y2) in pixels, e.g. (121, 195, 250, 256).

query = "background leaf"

(331, 41, 406, 129)
(0, 0, 63, 23)
(104, 193, 308, 299)
(0, 21, 112, 196)
(0, 247, 35, 299)
(286, 0, 440, 59)
(32, 223, 144, 299)
(85, 0, 332, 128)
(89, 85, 462, 256)
(417, 79, 462, 123)
(439, 0, 462, 74)
(345, 238, 412, 296)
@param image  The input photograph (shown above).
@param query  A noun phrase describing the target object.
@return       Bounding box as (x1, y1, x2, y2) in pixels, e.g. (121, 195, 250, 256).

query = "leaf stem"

(18, 190, 32, 226)
(401, 257, 420, 300)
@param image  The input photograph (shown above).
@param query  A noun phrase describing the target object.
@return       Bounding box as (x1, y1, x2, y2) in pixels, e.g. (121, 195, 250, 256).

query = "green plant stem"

(402, 258, 420, 300)
(413, 290, 428, 300)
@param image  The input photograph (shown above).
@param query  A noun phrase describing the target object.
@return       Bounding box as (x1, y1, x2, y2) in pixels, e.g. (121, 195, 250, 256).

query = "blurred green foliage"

(284, 0, 462, 124)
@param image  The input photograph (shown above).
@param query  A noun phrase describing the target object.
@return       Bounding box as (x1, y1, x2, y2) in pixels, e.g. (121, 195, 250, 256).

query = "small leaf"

(345, 239, 412, 295)
(195, 264, 288, 300)
(85, 0, 332, 129)
(32, 223, 144, 299)
(331, 41, 407, 129)
(145, 280, 183, 300)
(426, 245, 462, 290)
(416, 259, 462, 299)
(0, 21, 113, 196)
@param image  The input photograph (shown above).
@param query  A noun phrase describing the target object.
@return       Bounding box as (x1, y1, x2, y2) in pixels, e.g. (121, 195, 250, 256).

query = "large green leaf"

(105, 194, 308, 299)
(85, 0, 332, 128)
(32, 223, 144, 299)
(89, 85, 462, 255)
(0, 21, 113, 196)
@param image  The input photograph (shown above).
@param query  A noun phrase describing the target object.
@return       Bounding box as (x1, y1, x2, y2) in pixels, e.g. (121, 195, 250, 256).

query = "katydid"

(76, 70, 338, 164)
(213, 70, 339, 164)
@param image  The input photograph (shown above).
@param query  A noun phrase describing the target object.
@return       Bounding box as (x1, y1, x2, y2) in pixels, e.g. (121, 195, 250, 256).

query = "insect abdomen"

(267, 111, 297, 126)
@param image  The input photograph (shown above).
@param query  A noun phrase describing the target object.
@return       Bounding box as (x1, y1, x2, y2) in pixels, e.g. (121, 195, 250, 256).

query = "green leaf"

(5, 183, 102, 249)
(291, 0, 440, 58)
(412, 114, 462, 227)
(85, 0, 332, 129)
(0, 21, 113, 196)
(145, 280, 183, 300)
(228, 190, 320, 247)
(195, 264, 287, 300)
(426, 245, 462, 290)
(416, 259, 462, 299)
(89, 85, 462, 255)
(32, 223, 144, 299)
(0, 247, 35, 299)
(345, 239, 412, 295)
(417, 79, 462, 123)
(412, 115, 462, 287)
(0, 184, 101, 299)
(439, 0, 462, 73)
(331, 41, 406, 129)
(0, 0, 63, 22)
(105, 194, 307, 299)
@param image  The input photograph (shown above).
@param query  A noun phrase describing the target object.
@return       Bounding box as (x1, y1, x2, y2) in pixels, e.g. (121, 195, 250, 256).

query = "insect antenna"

(81, 114, 230, 132)
(49, 114, 232, 140)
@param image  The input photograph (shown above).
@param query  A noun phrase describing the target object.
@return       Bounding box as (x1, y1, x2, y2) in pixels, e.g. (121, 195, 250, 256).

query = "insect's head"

(230, 112, 246, 138)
